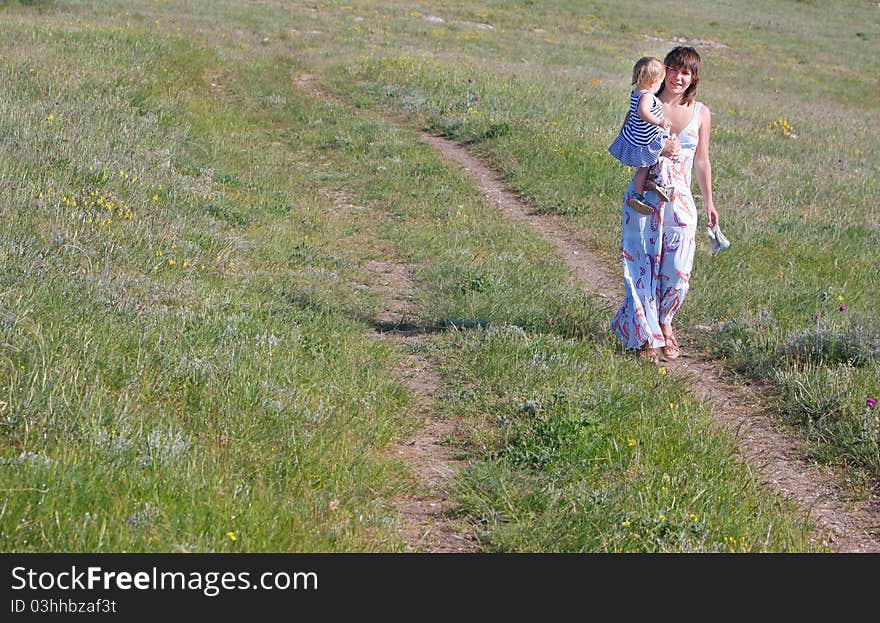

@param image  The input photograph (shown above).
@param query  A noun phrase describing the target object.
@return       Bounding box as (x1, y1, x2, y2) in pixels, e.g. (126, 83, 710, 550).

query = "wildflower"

(154, 250, 163, 257)
(627, 438, 636, 447)
(621, 520, 630, 527)
(658, 367, 667, 375)
(837, 295, 845, 302)
(152, 195, 159, 201)
(226, 531, 238, 541)
(689, 513, 699, 521)
(868, 398, 877, 409)
(840, 304, 848, 312)
(182, 260, 190, 269)
(813, 311, 820, 319)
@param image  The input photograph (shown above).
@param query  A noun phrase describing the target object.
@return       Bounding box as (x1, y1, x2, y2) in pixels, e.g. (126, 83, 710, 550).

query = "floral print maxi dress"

(610, 102, 703, 350)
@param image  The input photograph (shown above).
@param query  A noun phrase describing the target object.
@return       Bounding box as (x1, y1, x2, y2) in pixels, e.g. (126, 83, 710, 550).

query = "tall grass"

(317, 0, 880, 481)
(1, 13, 415, 551)
(2, 0, 859, 551)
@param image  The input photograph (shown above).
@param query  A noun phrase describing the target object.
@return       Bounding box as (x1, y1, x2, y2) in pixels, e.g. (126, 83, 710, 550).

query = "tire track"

(423, 133, 880, 552)
(297, 71, 880, 552)
(296, 72, 477, 551)
(363, 257, 477, 552)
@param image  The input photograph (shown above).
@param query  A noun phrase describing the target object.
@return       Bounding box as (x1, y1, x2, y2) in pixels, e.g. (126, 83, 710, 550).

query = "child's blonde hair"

(631, 56, 665, 88)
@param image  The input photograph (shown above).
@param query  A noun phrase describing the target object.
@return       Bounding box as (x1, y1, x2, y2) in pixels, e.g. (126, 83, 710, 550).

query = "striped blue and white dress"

(608, 91, 667, 168)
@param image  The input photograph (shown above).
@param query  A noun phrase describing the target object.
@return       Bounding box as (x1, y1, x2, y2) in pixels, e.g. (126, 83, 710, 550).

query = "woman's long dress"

(611, 102, 703, 350)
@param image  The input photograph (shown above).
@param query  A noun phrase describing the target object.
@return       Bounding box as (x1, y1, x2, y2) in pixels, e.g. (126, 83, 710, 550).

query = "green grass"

(1, 13, 413, 551)
(316, 0, 880, 483)
(441, 327, 811, 551)
(4, 0, 874, 552)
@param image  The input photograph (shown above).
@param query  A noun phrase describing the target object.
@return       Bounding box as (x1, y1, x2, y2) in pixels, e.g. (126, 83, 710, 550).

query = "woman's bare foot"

(640, 343, 660, 364)
(660, 325, 680, 360)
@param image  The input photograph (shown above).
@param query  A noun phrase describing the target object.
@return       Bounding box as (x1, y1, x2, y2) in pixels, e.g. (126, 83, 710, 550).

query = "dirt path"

(298, 71, 880, 552)
(300, 73, 478, 551)
(423, 133, 880, 553)
(364, 258, 477, 552)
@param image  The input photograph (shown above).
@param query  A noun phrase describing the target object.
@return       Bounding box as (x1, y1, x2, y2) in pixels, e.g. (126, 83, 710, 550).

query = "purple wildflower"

(839, 304, 848, 312)
(868, 397, 877, 409)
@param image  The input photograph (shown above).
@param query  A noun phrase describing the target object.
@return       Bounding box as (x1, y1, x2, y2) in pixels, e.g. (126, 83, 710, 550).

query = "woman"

(610, 46, 719, 362)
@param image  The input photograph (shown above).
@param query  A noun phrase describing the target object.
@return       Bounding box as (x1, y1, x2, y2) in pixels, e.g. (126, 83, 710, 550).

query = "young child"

(608, 56, 673, 215)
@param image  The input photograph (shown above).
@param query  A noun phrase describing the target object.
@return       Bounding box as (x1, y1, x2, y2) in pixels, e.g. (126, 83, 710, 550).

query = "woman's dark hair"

(657, 46, 701, 105)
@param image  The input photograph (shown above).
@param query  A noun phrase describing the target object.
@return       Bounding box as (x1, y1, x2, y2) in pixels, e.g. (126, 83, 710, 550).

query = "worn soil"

(423, 133, 880, 553)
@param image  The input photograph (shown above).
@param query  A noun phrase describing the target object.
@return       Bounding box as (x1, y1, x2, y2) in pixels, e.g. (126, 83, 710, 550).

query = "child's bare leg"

(633, 166, 649, 195)
(627, 167, 653, 215)
(644, 161, 672, 202)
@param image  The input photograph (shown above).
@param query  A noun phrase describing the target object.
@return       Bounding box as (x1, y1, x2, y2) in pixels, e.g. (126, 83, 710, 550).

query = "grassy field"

(2, 0, 876, 552)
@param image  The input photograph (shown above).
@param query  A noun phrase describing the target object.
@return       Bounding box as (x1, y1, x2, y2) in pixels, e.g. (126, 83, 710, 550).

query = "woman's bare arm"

(693, 104, 718, 227)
